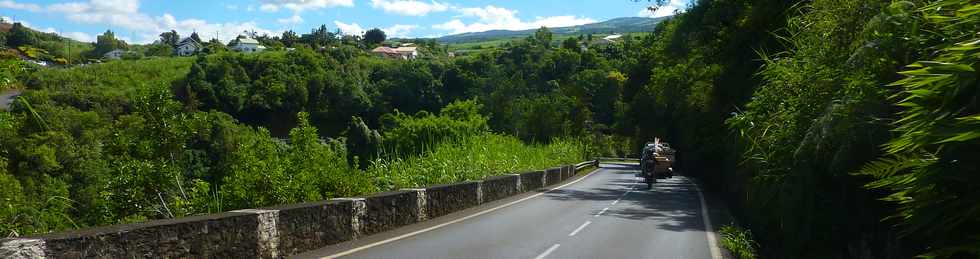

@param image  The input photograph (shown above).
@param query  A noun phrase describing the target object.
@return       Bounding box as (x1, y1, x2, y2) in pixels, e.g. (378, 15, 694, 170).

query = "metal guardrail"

(574, 160, 598, 171)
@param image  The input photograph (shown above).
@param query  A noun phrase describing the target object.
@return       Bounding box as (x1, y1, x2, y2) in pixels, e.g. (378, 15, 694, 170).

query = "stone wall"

(359, 190, 425, 236)
(0, 161, 594, 258)
(480, 174, 520, 202)
(33, 211, 267, 259)
(519, 170, 546, 191)
(544, 167, 563, 186)
(266, 200, 355, 256)
(424, 181, 481, 219)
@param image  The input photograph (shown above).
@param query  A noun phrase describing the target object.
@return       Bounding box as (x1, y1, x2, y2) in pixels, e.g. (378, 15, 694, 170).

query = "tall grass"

(368, 133, 587, 190)
(720, 224, 758, 259)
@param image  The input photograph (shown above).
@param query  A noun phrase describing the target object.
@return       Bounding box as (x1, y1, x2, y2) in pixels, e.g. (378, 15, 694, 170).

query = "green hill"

(436, 17, 670, 44)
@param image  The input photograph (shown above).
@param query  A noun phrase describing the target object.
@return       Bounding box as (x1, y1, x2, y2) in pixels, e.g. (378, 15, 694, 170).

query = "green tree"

(6, 22, 36, 47)
(92, 30, 127, 57)
(159, 30, 180, 47)
(533, 27, 553, 48)
(145, 43, 173, 57)
(363, 28, 386, 46)
(561, 37, 580, 51)
(281, 30, 300, 47)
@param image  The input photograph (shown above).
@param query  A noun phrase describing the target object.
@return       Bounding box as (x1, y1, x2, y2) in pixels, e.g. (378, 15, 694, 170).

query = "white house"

(230, 36, 266, 53)
(394, 47, 418, 60)
(102, 49, 127, 60)
(371, 46, 418, 60)
(176, 37, 203, 56)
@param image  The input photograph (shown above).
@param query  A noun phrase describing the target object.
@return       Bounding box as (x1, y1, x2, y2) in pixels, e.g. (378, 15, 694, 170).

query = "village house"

(371, 46, 418, 60)
(176, 37, 203, 56)
(230, 36, 266, 53)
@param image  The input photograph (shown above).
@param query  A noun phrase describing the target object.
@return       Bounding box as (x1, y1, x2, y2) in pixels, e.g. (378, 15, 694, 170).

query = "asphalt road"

(299, 163, 721, 259)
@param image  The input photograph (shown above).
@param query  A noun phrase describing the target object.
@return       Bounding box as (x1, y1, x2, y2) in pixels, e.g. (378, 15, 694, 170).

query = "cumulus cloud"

(258, 0, 353, 13)
(383, 24, 418, 38)
(63, 31, 95, 42)
(0, 0, 280, 44)
(369, 0, 449, 16)
(334, 20, 364, 35)
(278, 14, 303, 24)
(433, 5, 595, 35)
(638, 0, 686, 18)
(0, 0, 41, 12)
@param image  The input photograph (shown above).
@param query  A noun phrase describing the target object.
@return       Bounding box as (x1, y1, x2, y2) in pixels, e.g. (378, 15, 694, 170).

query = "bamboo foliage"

(858, 1, 980, 257)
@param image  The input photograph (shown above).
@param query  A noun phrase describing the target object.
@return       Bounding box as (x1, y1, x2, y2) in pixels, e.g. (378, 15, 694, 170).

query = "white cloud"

(1, 0, 279, 44)
(225, 4, 238, 10)
(434, 5, 595, 35)
(258, 0, 353, 13)
(259, 4, 279, 12)
(369, 0, 448, 16)
(63, 31, 95, 42)
(383, 24, 418, 38)
(0, 0, 41, 12)
(278, 14, 303, 24)
(334, 20, 364, 35)
(638, 0, 686, 18)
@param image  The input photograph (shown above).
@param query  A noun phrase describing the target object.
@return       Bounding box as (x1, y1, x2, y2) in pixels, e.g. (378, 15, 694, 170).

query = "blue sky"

(0, 0, 689, 44)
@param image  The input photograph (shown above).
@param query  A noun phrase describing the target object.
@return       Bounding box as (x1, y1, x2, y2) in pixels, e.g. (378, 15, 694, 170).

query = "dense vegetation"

(628, 0, 978, 257)
(1, 0, 977, 258)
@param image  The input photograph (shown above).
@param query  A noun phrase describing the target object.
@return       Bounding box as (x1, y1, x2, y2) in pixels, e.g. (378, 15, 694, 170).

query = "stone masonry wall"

(0, 162, 592, 258)
(545, 167, 562, 186)
(480, 174, 520, 203)
(359, 190, 425, 236)
(266, 200, 355, 256)
(424, 181, 481, 219)
(519, 170, 546, 191)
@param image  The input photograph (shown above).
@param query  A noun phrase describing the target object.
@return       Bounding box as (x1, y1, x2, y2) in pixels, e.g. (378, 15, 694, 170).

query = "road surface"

(298, 163, 722, 259)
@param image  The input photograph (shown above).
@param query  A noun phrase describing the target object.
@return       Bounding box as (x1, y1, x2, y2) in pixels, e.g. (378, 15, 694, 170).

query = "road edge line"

(319, 166, 604, 259)
(687, 177, 723, 259)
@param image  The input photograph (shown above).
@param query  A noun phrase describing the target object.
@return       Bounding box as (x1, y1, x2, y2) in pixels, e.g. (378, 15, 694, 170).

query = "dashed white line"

(534, 244, 561, 259)
(568, 221, 591, 236)
(594, 207, 609, 217)
(611, 199, 620, 205)
(319, 166, 604, 259)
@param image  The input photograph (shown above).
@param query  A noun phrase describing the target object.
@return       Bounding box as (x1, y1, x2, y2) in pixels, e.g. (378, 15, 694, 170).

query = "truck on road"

(639, 138, 675, 188)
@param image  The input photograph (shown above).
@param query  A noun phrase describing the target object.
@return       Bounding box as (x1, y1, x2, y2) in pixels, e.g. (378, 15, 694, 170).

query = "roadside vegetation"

(720, 224, 758, 259)
(0, 0, 976, 257)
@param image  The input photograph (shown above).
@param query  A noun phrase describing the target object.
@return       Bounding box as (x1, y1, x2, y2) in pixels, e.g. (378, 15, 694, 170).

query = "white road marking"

(534, 244, 561, 259)
(594, 207, 609, 217)
(611, 199, 620, 205)
(568, 221, 591, 236)
(687, 178, 723, 259)
(319, 166, 605, 259)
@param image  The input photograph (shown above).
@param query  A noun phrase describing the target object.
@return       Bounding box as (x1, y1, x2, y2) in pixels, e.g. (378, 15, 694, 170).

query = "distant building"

(102, 49, 127, 60)
(371, 46, 418, 60)
(593, 34, 623, 46)
(230, 36, 266, 53)
(394, 47, 418, 59)
(176, 37, 203, 56)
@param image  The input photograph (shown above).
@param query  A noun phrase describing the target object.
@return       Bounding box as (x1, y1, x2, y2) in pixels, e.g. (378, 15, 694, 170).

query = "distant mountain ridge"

(436, 16, 670, 44)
